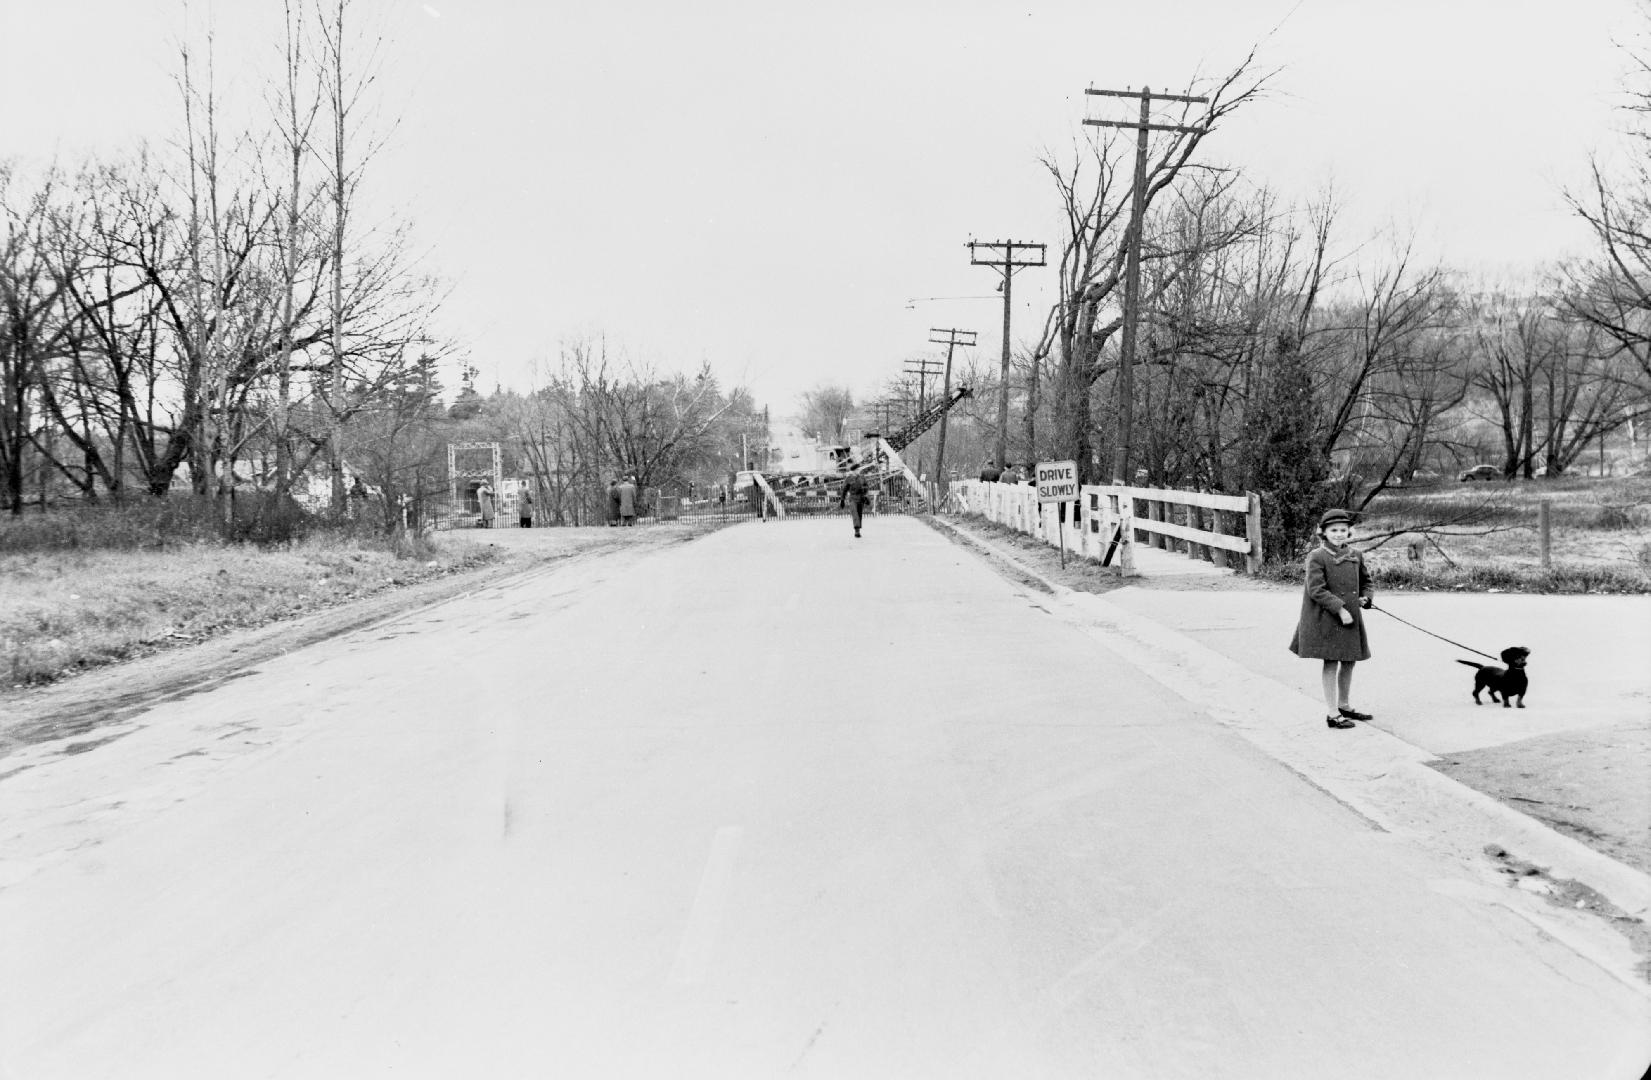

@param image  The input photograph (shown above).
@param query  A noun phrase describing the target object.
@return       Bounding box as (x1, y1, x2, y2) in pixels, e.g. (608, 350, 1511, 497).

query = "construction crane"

(844, 385, 973, 505)
(885, 386, 972, 452)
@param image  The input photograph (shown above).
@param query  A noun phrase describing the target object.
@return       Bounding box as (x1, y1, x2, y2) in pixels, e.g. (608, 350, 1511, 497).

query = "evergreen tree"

(447, 363, 483, 421)
(1242, 330, 1330, 563)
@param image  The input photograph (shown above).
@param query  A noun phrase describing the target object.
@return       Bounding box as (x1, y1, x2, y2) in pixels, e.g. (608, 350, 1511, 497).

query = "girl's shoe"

(1338, 706, 1373, 721)
(1326, 714, 1356, 729)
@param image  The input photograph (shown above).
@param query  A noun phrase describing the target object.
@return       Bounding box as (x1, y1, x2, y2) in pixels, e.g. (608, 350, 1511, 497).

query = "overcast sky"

(3, 0, 1641, 417)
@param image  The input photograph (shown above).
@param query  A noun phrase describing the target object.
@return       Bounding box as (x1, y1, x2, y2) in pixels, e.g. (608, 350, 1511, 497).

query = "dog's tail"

(1455, 659, 1485, 669)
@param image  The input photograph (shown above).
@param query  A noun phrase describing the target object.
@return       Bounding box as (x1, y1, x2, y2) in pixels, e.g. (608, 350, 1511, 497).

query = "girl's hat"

(1319, 508, 1354, 527)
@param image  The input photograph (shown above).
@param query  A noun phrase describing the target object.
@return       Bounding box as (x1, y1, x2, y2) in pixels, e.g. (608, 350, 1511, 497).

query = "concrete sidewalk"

(932, 515, 1651, 989)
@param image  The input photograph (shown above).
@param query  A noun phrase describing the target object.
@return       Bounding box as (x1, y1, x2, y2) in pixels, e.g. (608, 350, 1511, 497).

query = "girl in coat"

(1288, 508, 1374, 729)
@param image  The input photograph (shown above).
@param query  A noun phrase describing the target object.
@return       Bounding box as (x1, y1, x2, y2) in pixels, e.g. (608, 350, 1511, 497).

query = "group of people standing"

(978, 463, 1026, 484)
(471, 480, 534, 529)
(473, 475, 647, 528)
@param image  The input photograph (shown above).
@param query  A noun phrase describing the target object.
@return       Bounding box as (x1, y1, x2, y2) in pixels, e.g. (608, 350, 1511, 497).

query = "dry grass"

(1242, 476, 1651, 593)
(0, 532, 496, 687)
(1351, 477, 1651, 593)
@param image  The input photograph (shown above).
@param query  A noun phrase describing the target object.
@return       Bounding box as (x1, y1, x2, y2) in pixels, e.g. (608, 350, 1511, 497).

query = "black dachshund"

(1457, 647, 1531, 708)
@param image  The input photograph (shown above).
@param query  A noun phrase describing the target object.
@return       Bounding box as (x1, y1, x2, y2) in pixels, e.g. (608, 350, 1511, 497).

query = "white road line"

(669, 825, 744, 985)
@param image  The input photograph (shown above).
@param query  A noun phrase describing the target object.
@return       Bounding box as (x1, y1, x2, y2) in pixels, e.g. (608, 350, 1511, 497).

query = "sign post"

(1035, 459, 1079, 568)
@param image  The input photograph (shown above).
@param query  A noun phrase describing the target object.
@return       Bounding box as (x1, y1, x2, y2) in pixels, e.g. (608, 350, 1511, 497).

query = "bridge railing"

(949, 480, 1263, 575)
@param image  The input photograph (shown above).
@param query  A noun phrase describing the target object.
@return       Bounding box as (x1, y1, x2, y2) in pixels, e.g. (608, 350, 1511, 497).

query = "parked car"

(1459, 464, 1500, 482)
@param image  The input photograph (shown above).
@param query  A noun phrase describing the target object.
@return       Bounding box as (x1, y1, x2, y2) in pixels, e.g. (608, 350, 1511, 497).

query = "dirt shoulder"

(1431, 721, 1651, 877)
(933, 512, 1295, 595)
(0, 524, 716, 763)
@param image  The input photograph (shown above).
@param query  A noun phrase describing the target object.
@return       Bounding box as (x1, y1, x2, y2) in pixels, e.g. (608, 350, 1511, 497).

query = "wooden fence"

(950, 480, 1263, 575)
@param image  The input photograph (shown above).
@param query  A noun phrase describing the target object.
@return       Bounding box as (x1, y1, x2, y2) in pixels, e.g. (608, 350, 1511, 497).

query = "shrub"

(0, 498, 221, 552)
(1593, 503, 1638, 530)
(222, 492, 315, 545)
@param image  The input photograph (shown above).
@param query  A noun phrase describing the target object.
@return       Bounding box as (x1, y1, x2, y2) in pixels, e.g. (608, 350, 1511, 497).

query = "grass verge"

(0, 530, 497, 688)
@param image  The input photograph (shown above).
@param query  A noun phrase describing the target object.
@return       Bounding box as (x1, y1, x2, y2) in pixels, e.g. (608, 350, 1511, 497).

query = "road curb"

(928, 515, 1651, 931)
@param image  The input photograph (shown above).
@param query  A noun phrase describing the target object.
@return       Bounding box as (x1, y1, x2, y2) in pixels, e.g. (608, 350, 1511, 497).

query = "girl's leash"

(1365, 602, 1499, 661)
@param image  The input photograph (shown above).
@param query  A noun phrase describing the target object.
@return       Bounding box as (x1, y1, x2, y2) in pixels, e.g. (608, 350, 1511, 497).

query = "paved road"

(2, 518, 1647, 1078)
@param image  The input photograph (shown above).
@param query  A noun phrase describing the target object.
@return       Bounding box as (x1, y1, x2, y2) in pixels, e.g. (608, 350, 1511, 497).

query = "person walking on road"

(475, 480, 496, 529)
(1288, 508, 1375, 729)
(606, 478, 621, 526)
(616, 475, 639, 526)
(838, 470, 870, 538)
(518, 486, 534, 529)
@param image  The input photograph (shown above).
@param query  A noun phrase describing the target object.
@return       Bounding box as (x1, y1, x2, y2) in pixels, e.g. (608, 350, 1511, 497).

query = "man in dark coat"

(838, 470, 870, 538)
(616, 476, 638, 526)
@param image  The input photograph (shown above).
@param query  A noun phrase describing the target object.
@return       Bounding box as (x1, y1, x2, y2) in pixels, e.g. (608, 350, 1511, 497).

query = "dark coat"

(1288, 544, 1372, 661)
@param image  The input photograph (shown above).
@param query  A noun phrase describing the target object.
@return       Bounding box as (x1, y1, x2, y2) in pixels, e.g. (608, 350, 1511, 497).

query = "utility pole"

(902, 356, 945, 483)
(928, 327, 976, 496)
(872, 398, 900, 437)
(1084, 85, 1208, 484)
(968, 239, 1046, 472)
(902, 358, 944, 417)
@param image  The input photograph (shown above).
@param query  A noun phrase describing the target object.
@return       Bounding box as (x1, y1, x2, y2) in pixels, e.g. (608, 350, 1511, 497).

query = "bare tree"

(798, 384, 854, 442)
(0, 164, 83, 514)
(1039, 50, 1273, 484)
(1562, 15, 1651, 460)
(267, 0, 328, 499)
(545, 341, 742, 504)
(314, 0, 394, 514)
(1468, 288, 1640, 477)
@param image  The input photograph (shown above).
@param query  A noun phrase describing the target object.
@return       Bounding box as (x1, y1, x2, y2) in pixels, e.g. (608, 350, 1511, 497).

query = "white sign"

(1035, 459, 1079, 504)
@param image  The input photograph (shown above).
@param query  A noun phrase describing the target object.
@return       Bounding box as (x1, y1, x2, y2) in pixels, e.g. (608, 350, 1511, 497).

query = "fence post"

(1119, 494, 1138, 575)
(1211, 508, 1230, 569)
(1539, 499, 1552, 569)
(1244, 491, 1264, 575)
